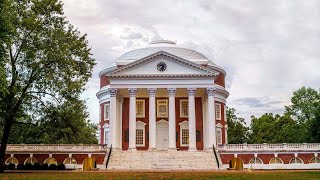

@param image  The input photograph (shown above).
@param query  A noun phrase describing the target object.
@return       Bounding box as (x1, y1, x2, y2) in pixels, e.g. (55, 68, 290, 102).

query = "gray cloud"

(62, 0, 320, 124)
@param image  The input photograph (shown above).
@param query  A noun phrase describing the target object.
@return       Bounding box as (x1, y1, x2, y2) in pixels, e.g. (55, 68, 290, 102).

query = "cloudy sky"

(62, 0, 320, 124)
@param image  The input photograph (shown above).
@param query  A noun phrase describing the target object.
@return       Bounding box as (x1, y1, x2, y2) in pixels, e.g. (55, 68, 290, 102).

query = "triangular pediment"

(107, 51, 219, 78)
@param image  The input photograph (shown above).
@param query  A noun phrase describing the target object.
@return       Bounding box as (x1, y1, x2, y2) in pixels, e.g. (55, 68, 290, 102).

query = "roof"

(116, 40, 214, 66)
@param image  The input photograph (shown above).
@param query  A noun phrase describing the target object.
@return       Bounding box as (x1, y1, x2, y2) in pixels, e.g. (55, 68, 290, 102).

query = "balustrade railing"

(5, 144, 108, 152)
(218, 143, 320, 152)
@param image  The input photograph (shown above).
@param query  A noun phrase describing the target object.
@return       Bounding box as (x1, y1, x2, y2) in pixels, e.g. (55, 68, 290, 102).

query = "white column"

(148, 88, 157, 150)
(201, 96, 207, 150)
(117, 96, 123, 149)
(128, 88, 137, 150)
(206, 87, 216, 149)
(167, 88, 177, 150)
(225, 125, 228, 144)
(187, 88, 197, 151)
(109, 88, 118, 148)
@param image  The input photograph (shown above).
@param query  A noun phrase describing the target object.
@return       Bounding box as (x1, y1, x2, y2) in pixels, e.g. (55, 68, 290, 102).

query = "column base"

(203, 147, 213, 152)
(168, 148, 177, 151)
(148, 148, 157, 151)
(128, 148, 137, 152)
(188, 148, 198, 152)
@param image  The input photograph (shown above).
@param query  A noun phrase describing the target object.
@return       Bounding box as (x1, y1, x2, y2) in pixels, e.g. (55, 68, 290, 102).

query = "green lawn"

(0, 171, 320, 180)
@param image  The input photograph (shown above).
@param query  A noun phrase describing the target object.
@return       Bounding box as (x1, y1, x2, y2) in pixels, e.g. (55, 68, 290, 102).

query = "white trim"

(179, 99, 188, 118)
(104, 127, 109, 145)
(215, 103, 222, 120)
(104, 103, 110, 121)
(179, 120, 189, 147)
(216, 123, 223, 128)
(136, 99, 145, 118)
(157, 99, 168, 118)
(136, 121, 146, 147)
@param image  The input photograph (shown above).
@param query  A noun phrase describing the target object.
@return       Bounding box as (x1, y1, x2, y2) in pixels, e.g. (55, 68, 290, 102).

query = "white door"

(156, 120, 169, 150)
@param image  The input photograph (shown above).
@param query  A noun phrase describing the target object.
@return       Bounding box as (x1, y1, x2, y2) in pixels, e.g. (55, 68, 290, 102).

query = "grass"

(0, 170, 320, 180)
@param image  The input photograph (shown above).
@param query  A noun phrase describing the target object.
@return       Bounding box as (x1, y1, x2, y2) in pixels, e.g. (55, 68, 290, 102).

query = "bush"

(48, 164, 57, 170)
(57, 163, 66, 170)
(3, 164, 8, 170)
(41, 163, 48, 170)
(33, 163, 41, 170)
(17, 164, 24, 170)
(24, 163, 33, 170)
(7, 163, 15, 170)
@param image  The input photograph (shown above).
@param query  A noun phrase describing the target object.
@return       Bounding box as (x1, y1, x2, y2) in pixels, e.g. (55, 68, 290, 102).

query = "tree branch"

(27, 90, 61, 104)
(13, 121, 37, 126)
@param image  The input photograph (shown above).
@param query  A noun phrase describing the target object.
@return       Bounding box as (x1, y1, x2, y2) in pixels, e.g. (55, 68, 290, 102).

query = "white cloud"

(63, 0, 320, 124)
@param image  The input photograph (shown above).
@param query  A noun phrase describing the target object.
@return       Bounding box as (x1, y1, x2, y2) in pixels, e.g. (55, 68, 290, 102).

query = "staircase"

(106, 150, 218, 170)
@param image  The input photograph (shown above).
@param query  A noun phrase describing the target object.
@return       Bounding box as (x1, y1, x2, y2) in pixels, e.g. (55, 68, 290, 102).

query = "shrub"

(17, 164, 24, 170)
(3, 164, 8, 170)
(33, 163, 41, 170)
(41, 163, 48, 170)
(57, 163, 66, 170)
(7, 163, 15, 170)
(24, 163, 33, 170)
(48, 164, 57, 170)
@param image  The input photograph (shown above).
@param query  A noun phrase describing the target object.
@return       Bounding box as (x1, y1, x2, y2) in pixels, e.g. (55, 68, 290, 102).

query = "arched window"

(63, 157, 77, 164)
(289, 157, 303, 164)
(24, 157, 38, 165)
(5, 157, 19, 165)
(309, 157, 320, 164)
(43, 157, 58, 165)
(249, 157, 263, 164)
(269, 157, 283, 164)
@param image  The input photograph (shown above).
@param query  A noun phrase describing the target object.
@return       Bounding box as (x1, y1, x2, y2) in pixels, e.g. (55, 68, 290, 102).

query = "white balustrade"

(218, 143, 320, 152)
(5, 144, 108, 153)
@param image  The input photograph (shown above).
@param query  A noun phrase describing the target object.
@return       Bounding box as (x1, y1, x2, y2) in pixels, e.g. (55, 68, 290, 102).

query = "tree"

(226, 107, 249, 144)
(0, 0, 95, 172)
(8, 98, 98, 144)
(248, 113, 303, 143)
(285, 86, 320, 122)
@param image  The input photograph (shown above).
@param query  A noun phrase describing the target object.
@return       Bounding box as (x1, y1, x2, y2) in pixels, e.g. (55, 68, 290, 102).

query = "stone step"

(106, 150, 218, 170)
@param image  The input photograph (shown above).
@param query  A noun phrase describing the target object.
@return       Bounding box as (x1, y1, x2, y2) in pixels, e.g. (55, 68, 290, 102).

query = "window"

(269, 157, 283, 164)
(63, 157, 77, 164)
(216, 129, 222, 145)
(104, 130, 109, 144)
(157, 99, 168, 118)
(136, 121, 146, 147)
(180, 99, 188, 118)
(181, 129, 189, 146)
(309, 157, 320, 164)
(24, 157, 38, 165)
(136, 129, 144, 146)
(104, 103, 110, 120)
(44, 157, 58, 165)
(289, 157, 303, 164)
(215, 103, 221, 120)
(179, 120, 189, 146)
(136, 99, 145, 118)
(249, 157, 263, 164)
(5, 157, 19, 165)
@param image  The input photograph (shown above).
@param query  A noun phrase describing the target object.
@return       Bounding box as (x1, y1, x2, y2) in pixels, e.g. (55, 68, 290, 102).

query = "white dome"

(116, 40, 213, 65)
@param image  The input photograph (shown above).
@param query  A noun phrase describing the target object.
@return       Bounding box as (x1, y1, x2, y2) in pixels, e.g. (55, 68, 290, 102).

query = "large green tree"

(226, 107, 249, 144)
(8, 98, 98, 144)
(248, 113, 302, 143)
(0, 0, 95, 172)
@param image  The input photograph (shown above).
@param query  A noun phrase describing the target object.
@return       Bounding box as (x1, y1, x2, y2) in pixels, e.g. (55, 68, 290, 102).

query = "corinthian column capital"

(187, 88, 196, 96)
(147, 88, 157, 97)
(167, 88, 176, 97)
(128, 88, 137, 97)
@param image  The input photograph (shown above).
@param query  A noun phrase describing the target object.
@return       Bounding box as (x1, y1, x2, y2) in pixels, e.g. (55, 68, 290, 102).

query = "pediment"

(107, 51, 219, 78)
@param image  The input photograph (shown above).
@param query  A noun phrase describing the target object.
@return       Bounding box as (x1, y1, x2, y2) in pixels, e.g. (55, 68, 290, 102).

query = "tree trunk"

(0, 116, 13, 173)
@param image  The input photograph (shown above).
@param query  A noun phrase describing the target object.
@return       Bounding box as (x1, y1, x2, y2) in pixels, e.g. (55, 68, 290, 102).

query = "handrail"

(213, 144, 220, 169)
(106, 144, 112, 169)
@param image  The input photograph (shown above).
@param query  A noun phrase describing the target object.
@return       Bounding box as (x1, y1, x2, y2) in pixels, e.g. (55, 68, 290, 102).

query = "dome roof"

(116, 40, 213, 65)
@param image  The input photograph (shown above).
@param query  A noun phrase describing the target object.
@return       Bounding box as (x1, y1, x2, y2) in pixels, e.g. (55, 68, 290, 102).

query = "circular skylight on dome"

(149, 40, 176, 45)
